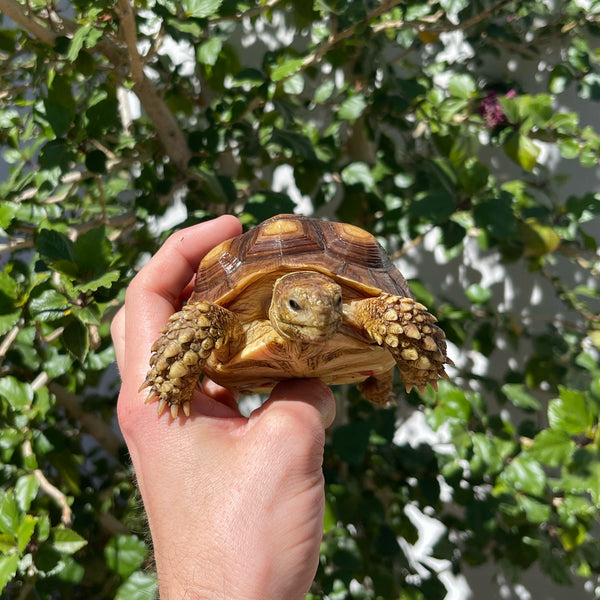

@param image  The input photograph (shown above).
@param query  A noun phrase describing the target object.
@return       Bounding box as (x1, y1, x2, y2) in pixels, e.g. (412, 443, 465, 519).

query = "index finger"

(122, 215, 242, 397)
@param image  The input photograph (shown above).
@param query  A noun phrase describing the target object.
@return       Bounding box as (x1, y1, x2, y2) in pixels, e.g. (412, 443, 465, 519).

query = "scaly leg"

(346, 294, 452, 398)
(141, 301, 242, 418)
(358, 369, 395, 406)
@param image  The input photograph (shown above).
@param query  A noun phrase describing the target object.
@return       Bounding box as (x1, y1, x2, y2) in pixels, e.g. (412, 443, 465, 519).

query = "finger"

(256, 379, 336, 429)
(121, 216, 242, 402)
(200, 377, 240, 413)
(111, 306, 126, 373)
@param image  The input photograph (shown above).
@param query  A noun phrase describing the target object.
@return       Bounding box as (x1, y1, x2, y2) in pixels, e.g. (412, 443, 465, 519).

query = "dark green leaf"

(85, 149, 107, 173)
(62, 319, 90, 362)
(410, 191, 455, 224)
(29, 289, 71, 321)
(473, 194, 516, 240)
(105, 535, 148, 578)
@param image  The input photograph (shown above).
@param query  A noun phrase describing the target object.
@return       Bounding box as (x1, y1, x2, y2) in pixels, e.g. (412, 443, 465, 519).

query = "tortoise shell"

(192, 213, 413, 306)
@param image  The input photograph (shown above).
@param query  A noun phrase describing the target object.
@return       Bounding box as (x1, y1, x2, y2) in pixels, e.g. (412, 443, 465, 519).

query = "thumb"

(262, 379, 336, 429)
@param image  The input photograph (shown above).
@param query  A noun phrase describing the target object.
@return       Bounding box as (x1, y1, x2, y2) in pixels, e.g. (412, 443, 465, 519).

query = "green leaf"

(410, 191, 455, 224)
(338, 94, 367, 121)
(549, 65, 572, 94)
(85, 149, 107, 173)
(283, 73, 305, 95)
(502, 383, 541, 411)
(529, 429, 573, 467)
(341, 162, 375, 191)
(36, 229, 78, 277)
(29, 289, 71, 321)
(439, 0, 468, 14)
(518, 218, 561, 257)
(16, 515, 36, 553)
(314, 80, 335, 103)
(197, 37, 222, 66)
(73, 225, 111, 277)
(115, 571, 158, 600)
(518, 495, 551, 524)
(448, 73, 476, 99)
(0, 554, 19, 593)
(504, 133, 540, 172)
(499, 455, 546, 497)
(53, 527, 87, 555)
(270, 129, 317, 160)
(0, 491, 20, 535)
(271, 57, 304, 82)
(465, 283, 491, 305)
(62, 319, 90, 362)
(473, 194, 516, 240)
(548, 388, 593, 435)
(15, 475, 40, 513)
(182, 0, 223, 18)
(0, 376, 33, 410)
(75, 270, 120, 292)
(427, 387, 472, 430)
(332, 421, 370, 464)
(105, 535, 148, 578)
(38, 139, 74, 172)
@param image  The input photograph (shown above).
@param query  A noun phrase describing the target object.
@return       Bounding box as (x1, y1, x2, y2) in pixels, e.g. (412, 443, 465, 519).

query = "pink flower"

(478, 89, 516, 130)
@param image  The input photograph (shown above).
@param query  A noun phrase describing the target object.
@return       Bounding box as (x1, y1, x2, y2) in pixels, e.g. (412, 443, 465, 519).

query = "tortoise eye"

(288, 298, 301, 311)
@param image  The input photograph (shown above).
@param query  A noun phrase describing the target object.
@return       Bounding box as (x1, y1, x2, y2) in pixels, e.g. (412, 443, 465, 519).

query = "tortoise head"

(269, 271, 343, 343)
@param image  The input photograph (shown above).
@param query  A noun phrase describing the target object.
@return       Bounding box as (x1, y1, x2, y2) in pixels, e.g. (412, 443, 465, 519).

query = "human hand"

(111, 216, 336, 600)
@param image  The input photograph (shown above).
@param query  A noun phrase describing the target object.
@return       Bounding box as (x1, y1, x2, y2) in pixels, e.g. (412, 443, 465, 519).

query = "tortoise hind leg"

(141, 301, 242, 418)
(346, 294, 452, 398)
(358, 369, 395, 406)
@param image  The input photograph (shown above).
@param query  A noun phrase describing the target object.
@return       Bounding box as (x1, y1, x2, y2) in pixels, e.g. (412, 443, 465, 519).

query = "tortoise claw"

(157, 398, 168, 416)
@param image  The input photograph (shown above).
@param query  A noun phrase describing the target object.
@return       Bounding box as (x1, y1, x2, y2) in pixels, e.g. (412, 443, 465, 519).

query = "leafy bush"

(1, 0, 599, 597)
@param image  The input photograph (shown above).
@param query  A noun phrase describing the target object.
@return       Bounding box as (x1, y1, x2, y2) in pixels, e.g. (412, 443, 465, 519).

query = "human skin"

(111, 215, 336, 600)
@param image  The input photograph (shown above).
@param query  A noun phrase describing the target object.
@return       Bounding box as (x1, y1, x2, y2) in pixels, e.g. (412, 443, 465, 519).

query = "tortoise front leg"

(346, 294, 451, 396)
(141, 301, 242, 418)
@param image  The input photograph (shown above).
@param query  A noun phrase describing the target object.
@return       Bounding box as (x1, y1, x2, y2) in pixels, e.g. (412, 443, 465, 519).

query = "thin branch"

(116, 0, 144, 81)
(22, 435, 73, 526)
(372, 0, 513, 34)
(49, 383, 123, 460)
(297, 0, 403, 75)
(211, 0, 282, 23)
(115, 0, 192, 171)
(0, 318, 25, 366)
(0, 0, 58, 45)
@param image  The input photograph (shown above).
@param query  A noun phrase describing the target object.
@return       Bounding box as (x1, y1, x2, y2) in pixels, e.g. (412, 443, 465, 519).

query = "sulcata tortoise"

(142, 214, 452, 418)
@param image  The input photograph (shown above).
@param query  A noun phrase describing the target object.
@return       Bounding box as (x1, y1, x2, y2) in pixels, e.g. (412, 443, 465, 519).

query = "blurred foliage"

(1, 0, 600, 597)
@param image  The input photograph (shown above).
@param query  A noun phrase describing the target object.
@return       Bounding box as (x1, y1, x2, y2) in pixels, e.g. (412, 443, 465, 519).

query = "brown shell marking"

(192, 214, 413, 305)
